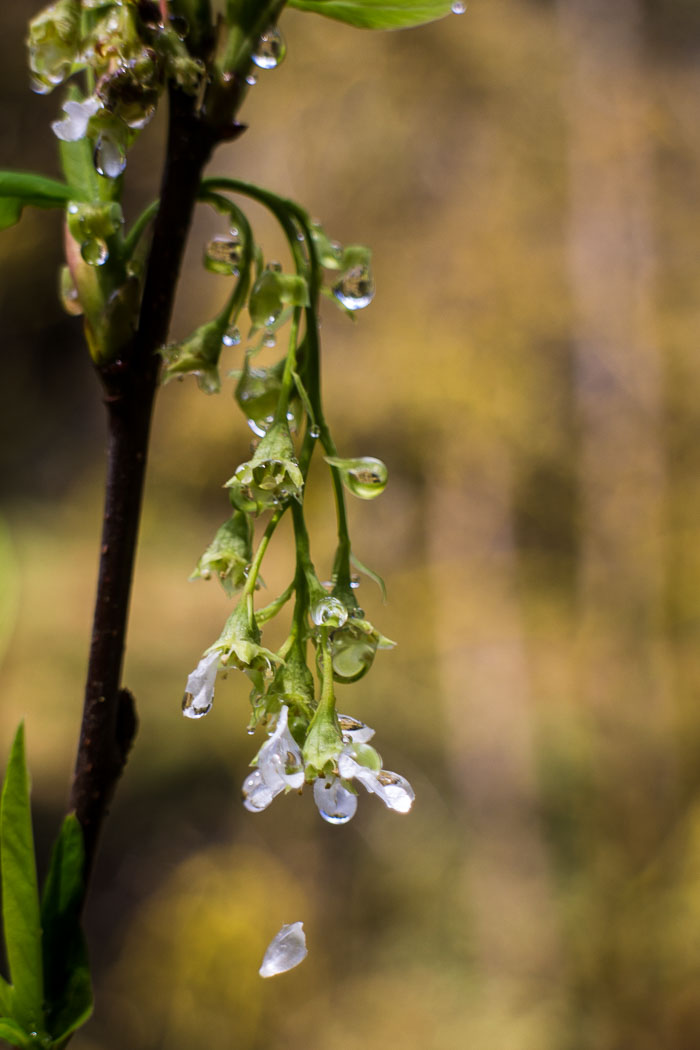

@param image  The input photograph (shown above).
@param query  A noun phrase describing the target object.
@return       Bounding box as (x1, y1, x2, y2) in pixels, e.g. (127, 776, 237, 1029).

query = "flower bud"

(190, 511, 253, 595)
(225, 421, 304, 513)
(27, 0, 81, 94)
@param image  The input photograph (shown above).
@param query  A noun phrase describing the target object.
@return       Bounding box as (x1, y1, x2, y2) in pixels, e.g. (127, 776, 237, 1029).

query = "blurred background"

(2, 0, 700, 1047)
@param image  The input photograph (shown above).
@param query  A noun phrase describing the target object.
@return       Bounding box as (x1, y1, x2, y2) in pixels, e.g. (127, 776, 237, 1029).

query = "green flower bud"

(162, 317, 227, 394)
(225, 420, 304, 513)
(190, 510, 253, 595)
(249, 266, 309, 330)
(214, 600, 281, 676)
(27, 0, 81, 94)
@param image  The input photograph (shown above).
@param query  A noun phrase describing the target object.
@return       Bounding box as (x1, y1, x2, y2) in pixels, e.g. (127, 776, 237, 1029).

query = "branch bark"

(70, 86, 218, 882)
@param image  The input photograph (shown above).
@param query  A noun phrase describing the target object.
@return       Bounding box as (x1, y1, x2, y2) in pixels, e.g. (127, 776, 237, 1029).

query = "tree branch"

(70, 86, 218, 883)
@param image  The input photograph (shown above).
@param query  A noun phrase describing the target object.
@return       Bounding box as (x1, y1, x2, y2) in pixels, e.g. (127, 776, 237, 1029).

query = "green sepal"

(40, 815, 93, 1044)
(0, 725, 44, 1036)
(287, 0, 454, 30)
(0, 173, 74, 231)
(350, 550, 387, 602)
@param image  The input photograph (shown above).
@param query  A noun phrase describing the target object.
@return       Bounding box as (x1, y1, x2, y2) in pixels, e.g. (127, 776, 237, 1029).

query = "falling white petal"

(259, 921, 307, 978)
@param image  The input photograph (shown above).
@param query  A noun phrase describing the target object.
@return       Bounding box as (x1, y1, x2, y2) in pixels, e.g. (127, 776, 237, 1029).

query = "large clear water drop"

(251, 27, 287, 70)
(332, 264, 375, 310)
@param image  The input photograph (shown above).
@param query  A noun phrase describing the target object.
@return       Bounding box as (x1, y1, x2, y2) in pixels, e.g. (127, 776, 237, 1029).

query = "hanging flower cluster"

(174, 175, 411, 824)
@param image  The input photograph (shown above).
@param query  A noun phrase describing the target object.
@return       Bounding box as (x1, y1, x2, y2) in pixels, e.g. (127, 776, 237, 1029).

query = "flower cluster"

(28, 0, 204, 178)
(244, 705, 414, 824)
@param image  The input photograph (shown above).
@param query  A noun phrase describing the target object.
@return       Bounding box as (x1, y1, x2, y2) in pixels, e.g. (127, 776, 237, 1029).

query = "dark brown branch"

(70, 86, 218, 880)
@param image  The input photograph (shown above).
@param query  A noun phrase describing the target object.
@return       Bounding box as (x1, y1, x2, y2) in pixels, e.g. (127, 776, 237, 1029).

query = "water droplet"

(94, 135, 126, 179)
(332, 264, 375, 310)
(265, 260, 283, 273)
(67, 202, 79, 215)
(80, 238, 109, 267)
(205, 234, 242, 275)
(123, 103, 156, 131)
(350, 574, 360, 588)
(246, 72, 257, 86)
(259, 921, 307, 978)
(311, 596, 348, 629)
(263, 330, 276, 348)
(222, 325, 241, 348)
(251, 26, 287, 70)
(313, 777, 358, 824)
(325, 455, 388, 500)
(309, 424, 320, 439)
(247, 727, 256, 736)
(331, 625, 377, 682)
(451, 0, 466, 12)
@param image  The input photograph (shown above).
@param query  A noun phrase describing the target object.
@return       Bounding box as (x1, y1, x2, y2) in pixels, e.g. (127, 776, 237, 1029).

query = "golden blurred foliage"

(3, 1, 700, 1048)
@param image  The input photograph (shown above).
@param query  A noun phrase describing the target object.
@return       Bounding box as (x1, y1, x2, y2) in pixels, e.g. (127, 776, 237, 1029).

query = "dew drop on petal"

(376, 770, 415, 814)
(182, 690, 212, 719)
(313, 777, 358, 824)
(333, 264, 375, 310)
(251, 27, 287, 70)
(80, 238, 109, 267)
(259, 921, 307, 978)
(452, 1, 466, 12)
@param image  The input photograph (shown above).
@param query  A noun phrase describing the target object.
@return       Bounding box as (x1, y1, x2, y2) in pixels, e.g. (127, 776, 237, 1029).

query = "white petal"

(313, 777, 357, 824)
(259, 921, 307, 978)
(51, 96, 101, 141)
(258, 705, 304, 789)
(182, 649, 219, 719)
(242, 769, 283, 812)
(337, 754, 414, 814)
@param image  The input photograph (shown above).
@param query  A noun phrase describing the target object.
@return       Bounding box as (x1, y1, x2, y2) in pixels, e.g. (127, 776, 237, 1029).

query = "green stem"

(242, 508, 283, 598)
(273, 307, 301, 424)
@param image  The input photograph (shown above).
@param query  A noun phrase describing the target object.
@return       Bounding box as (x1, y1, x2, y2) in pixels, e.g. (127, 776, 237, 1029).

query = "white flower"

(337, 752, 414, 814)
(182, 650, 219, 719)
(51, 94, 101, 141)
(243, 705, 304, 812)
(259, 921, 307, 978)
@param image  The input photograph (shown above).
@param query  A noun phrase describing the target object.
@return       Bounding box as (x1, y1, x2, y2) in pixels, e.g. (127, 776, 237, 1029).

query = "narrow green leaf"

(287, 0, 454, 30)
(40, 816, 92, 1043)
(0, 173, 74, 231)
(351, 551, 387, 602)
(0, 725, 43, 1034)
(0, 1017, 33, 1050)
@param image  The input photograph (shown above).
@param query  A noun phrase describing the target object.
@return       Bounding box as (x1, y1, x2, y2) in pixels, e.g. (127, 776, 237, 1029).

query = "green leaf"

(0, 725, 43, 1034)
(286, 0, 454, 30)
(40, 816, 92, 1043)
(0, 1017, 34, 1050)
(0, 173, 74, 231)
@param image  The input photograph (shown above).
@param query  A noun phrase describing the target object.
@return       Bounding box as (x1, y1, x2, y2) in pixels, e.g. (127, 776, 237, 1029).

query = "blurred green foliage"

(2, 1, 700, 1048)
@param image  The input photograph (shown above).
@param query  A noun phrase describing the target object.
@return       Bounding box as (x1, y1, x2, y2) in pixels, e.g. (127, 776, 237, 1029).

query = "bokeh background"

(2, 0, 700, 1047)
